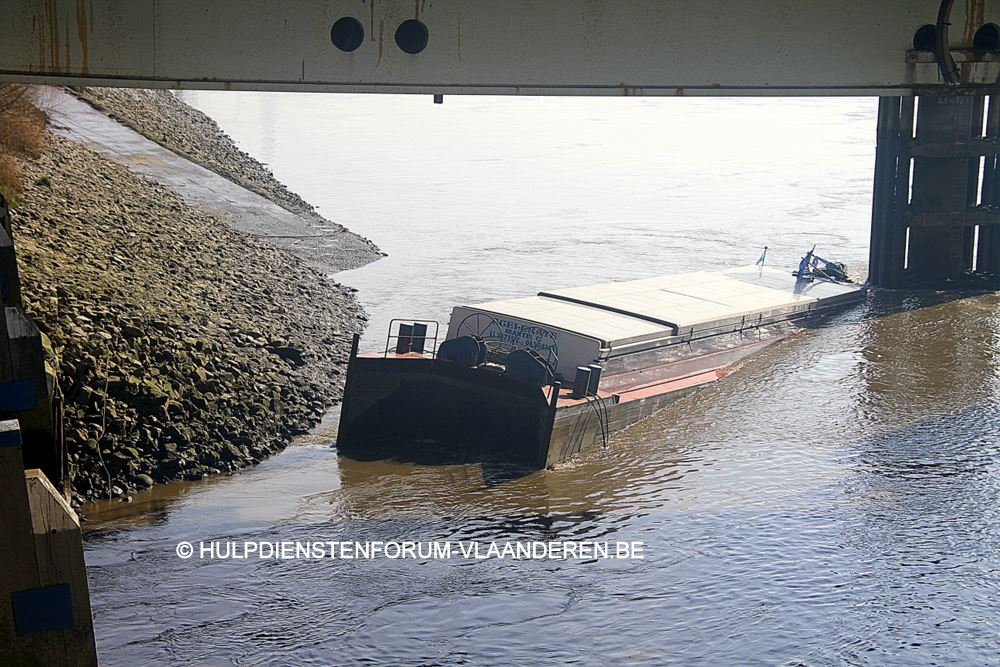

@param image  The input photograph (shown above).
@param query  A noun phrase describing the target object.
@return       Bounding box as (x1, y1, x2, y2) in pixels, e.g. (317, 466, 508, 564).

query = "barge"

(336, 255, 865, 469)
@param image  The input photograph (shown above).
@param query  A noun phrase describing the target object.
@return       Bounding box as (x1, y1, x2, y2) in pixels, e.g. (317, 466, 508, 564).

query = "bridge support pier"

(869, 94, 1000, 289)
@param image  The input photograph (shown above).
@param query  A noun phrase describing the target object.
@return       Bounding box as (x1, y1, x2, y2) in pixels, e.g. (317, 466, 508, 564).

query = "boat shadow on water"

(338, 439, 540, 485)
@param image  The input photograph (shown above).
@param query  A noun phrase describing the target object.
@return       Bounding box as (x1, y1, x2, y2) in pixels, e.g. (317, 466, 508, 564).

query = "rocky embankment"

(74, 88, 313, 215)
(12, 129, 369, 504)
(72, 87, 382, 271)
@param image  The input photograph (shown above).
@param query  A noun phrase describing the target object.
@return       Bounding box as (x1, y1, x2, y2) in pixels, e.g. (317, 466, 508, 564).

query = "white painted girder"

(2, 0, 1000, 96)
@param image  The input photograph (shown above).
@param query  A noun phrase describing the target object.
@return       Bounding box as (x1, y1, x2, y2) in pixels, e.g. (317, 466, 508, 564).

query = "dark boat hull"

(336, 353, 556, 468)
(336, 331, 782, 470)
(545, 335, 778, 466)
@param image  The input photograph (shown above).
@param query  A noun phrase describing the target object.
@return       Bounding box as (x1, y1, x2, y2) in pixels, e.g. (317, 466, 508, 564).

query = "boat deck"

(448, 266, 865, 377)
(460, 266, 862, 347)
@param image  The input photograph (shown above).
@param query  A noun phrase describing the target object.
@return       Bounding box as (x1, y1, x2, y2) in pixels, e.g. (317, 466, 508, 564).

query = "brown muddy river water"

(82, 96, 1000, 665)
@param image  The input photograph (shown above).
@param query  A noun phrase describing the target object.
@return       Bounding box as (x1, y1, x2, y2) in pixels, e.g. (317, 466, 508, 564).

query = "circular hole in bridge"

(974, 23, 1000, 50)
(913, 24, 937, 51)
(395, 19, 429, 54)
(331, 16, 364, 52)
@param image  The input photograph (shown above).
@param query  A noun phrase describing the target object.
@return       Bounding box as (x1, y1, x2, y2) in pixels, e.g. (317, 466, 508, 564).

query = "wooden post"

(1, 307, 59, 486)
(0, 193, 11, 240)
(0, 420, 41, 640)
(0, 420, 98, 666)
(24, 470, 98, 663)
(0, 226, 22, 307)
(0, 194, 64, 489)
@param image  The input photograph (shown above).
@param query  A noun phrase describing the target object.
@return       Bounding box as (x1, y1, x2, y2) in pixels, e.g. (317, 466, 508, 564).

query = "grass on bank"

(0, 84, 46, 205)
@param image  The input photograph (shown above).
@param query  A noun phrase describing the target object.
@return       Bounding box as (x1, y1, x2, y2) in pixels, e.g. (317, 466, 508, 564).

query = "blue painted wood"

(0, 423, 22, 448)
(0, 380, 37, 412)
(12, 584, 73, 634)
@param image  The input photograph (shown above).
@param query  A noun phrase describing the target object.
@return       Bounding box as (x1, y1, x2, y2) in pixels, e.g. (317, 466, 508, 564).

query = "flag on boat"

(755, 246, 768, 266)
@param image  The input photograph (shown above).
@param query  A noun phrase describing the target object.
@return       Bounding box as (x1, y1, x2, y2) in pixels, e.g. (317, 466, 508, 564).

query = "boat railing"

(384, 319, 441, 358)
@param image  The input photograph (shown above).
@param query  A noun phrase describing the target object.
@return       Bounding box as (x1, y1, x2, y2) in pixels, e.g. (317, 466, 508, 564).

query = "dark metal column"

(869, 94, 1000, 289)
(869, 96, 912, 288)
(978, 95, 1000, 274)
(907, 96, 979, 284)
(868, 97, 896, 287)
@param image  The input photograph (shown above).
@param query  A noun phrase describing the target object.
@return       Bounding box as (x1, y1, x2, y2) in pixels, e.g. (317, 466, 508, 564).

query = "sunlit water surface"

(81, 94, 1000, 665)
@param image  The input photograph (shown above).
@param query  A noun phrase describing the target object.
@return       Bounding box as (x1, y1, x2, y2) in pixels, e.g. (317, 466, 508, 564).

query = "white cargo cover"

(446, 266, 864, 376)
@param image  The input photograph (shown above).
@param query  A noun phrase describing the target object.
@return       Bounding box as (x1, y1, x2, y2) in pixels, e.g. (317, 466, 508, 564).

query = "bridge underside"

(2, 1, 1000, 97)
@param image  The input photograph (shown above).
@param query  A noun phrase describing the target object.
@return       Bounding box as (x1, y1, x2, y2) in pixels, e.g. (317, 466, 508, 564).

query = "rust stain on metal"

(377, 18, 385, 65)
(960, 0, 985, 83)
(675, 87, 685, 96)
(46, 0, 61, 72)
(369, 0, 375, 41)
(33, 15, 44, 71)
(64, 12, 71, 70)
(964, 0, 985, 46)
(76, 0, 89, 75)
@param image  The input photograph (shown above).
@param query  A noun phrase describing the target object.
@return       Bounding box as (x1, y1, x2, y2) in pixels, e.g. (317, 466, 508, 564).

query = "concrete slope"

(43, 87, 378, 273)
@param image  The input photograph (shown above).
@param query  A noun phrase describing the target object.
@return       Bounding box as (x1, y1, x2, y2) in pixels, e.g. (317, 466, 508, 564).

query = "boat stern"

(336, 334, 557, 469)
